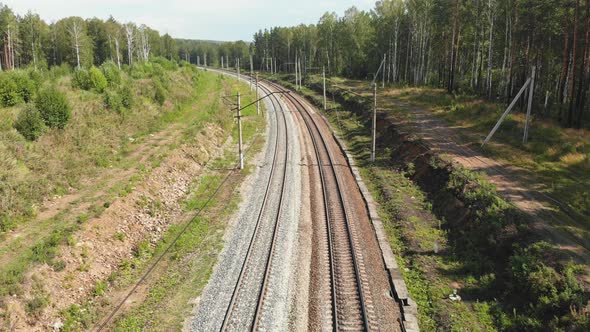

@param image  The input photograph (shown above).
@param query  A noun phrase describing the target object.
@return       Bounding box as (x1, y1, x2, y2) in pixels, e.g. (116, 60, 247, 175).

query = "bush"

(154, 80, 167, 106)
(72, 69, 91, 90)
(88, 67, 108, 92)
(120, 85, 134, 109)
(0, 71, 37, 106)
(14, 105, 46, 141)
(104, 89, 123, 113)
(100, 61, 121, 86)
(35, 88, 71, 129)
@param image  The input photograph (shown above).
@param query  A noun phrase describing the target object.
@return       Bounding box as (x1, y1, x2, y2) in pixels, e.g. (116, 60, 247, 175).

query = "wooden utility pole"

(523, 66, 536, 143)
(323, 66, 327, 111)
(237, 92, 244, 170)
(221, 56, 224, 69)
(295, 54, 299, 89)
(382, 53, 386, 88)
(250, 55, 254, 91)
(256, 73, 260, 115)
(371, 83, 377, 162)
(237, 58, 241, 81)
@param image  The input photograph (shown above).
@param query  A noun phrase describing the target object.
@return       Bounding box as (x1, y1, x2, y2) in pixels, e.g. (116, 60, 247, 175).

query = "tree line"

(0, 3, 178, 71)
(240, 0, 590, 129)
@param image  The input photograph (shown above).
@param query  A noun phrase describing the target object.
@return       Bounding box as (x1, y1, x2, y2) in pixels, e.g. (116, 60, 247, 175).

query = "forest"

(0, 3, 178, 72)
(182, 0, 588, 130)
(3, 1, 590, 129)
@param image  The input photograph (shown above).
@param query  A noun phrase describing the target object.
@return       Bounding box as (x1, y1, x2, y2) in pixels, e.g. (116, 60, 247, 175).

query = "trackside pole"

(523, 66, 536, 144)
(237, 58, 240, 81)
(371, 83, 377, 162)
(256, 73, 260, 115)
(482, 76, 531, 146)
(323, 66, 327, 111)
(250, 56, 254, 91)
(237, 92, 243, 170)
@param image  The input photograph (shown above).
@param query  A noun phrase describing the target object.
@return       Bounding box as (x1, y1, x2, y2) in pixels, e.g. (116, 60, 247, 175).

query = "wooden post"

(483, 77, 531, 146)
(256, 73, 260, 115)
(523, 66, 536, 144)
(250, 56, 254, 91)
(295, 54, 298, 89)
(382, 53, 386, 88)
(237, 92, 244, 170)
(371, 83, 377, 162)
(323, 66, 327, 111)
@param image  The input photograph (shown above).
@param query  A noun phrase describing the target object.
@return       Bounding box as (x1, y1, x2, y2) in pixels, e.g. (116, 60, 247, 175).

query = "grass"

(302, 73, 590, 226)
(59, 74, 267, 331)
(0, 68, 259, 324)
(271, 74, 520, 331)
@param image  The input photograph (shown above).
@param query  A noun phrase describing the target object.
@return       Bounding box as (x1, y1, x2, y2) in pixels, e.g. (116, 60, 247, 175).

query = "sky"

(4, 0, 376, 41)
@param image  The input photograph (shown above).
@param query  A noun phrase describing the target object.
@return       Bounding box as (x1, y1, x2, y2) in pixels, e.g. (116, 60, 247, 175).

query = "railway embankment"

(282, 77, 590, 331)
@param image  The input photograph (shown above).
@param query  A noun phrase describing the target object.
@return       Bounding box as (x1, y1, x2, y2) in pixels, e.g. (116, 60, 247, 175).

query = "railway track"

(206, 66, 377, 330)
(219, 78, 290, 331)
(264, 79, 377, 331)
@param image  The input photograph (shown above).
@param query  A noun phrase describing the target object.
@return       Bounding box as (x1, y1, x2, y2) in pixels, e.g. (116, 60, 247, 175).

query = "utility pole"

(382, 53, 386, 88)
(371, 82, 377, 162)
(197, 56, 200, 66)
(323, 66, 327, 111)
(250, 55, 254, 91)
(237, 92, 244, 170)
(256, 73, 260, 115)
(204, 54, 207, 67)
(295, 54, 299, 90)
(371, 57, 386, 162)
(523, 66, 536, 144)
(237, 58, 241, 81)
(221, 56, 224, 69)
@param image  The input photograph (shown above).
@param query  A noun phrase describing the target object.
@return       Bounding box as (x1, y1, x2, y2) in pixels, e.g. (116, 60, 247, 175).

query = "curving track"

(193, 68, 397, 331)
(265, 80, 378, 331)
(219, 81, 291, 331)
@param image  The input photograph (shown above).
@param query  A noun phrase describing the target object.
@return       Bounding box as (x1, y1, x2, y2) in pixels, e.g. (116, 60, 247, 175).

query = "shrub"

(88, 67, 108, 92)
(104, 89, 123, 113)
(120, 85, 134, 109)
(49, 63, 72, 80)
(0, 75, 20, 106)
(154, 80, 167, 106)
(0, 71, 37, 106)
(35, 88, 71, 129)
(71, 69, 91, 90)
(14, 105, 46, 141)
(100, 61, 121, 86)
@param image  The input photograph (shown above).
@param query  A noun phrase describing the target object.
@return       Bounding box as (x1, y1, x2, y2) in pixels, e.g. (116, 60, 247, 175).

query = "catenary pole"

(237, 92, 244, 170)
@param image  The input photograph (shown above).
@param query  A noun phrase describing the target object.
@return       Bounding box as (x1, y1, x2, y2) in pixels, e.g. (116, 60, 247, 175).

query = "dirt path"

(383, 98, 590, 273)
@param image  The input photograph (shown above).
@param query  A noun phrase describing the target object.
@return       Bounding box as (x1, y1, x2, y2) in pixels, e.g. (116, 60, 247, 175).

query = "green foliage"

(71, 69, 91, 90)
(104, 89, 123, 112)
(0, 71, 37, 106)
(508, 242, 589, 330)
(154, 80, 167, 106)
(35, 87, 71, 129)
(72, 67, 108, 92)
(100, 61, 121, 86)
(88, 66, 108, 92)
(13, 105, 46, 141)
(120, 84, 134, 109)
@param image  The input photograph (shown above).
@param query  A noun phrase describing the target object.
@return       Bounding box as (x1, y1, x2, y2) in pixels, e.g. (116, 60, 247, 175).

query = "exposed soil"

(1, 124, 228, 331)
